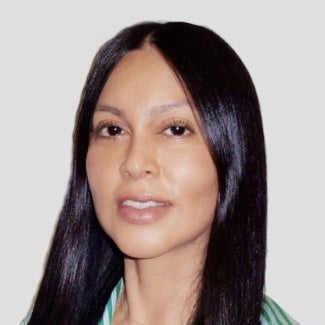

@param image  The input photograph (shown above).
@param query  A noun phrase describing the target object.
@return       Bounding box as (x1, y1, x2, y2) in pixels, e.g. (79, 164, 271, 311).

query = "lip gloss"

(118, 201, 171, 225)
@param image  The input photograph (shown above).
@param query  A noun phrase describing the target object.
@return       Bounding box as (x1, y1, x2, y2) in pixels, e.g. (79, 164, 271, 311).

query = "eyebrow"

(94, 102, 190, 117)
(95, 104, 124, 116)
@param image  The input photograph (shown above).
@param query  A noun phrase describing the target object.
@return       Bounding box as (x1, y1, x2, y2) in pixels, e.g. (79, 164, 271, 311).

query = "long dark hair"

(28, 21, 267, 325)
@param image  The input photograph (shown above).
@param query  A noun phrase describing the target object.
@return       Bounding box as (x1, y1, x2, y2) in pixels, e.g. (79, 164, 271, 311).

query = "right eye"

(92, 122, 124, 138)
(103, 125, 123, 136)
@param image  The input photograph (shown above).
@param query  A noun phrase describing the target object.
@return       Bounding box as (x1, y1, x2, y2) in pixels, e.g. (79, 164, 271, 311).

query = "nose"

(119, 136, 159, 180)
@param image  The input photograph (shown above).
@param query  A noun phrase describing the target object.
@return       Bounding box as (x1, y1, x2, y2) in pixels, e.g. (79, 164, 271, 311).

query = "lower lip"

(118, 205, 170, 225)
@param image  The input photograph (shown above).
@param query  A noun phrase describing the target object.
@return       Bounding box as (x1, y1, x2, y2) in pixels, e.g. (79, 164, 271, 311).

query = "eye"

(92, 121, 125, 138)
(163, 120, 193, 137)
(167, 125, 188, 136)
(104, 125, 122, 136)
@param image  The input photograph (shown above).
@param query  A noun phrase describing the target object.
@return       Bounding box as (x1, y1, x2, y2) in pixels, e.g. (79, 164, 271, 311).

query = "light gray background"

(1, 1, 324, 324)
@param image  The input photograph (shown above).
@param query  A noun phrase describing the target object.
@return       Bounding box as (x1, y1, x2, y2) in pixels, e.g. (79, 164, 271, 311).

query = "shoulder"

(260, 296, 300, 325)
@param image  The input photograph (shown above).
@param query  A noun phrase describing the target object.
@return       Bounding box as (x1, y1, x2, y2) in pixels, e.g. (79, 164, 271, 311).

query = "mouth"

(117, 195, 171, 224)
(121, 199, 169, 210)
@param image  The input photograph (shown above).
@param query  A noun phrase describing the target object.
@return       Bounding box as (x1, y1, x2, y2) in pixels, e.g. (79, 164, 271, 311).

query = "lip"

(117, 194, 172, 225)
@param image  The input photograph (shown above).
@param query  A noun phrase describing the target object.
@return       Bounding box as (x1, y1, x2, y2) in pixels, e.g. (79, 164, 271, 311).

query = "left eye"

(165, 125, 190, 136)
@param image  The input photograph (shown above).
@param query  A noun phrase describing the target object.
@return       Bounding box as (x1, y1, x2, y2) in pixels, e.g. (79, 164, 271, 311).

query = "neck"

(114, 242, 206, 325)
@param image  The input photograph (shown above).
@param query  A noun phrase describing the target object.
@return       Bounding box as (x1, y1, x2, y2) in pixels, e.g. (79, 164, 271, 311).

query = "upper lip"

(117, 193, 172, 207)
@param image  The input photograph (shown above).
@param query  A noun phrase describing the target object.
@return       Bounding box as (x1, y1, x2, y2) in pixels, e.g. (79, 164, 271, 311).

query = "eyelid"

(90, 117, 195, 139)
(91, 119, 126, 138)
(160, 117, 195, 137)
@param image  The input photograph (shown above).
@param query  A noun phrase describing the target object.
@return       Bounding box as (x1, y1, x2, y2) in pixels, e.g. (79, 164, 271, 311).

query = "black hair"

(28, 21, 267, 325)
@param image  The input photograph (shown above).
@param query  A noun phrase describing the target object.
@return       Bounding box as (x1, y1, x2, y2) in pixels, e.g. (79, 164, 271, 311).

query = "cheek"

(86, 147, 121, 238)
(86, 148, 103, 194)
(166, 148, 218, 194)
(160, 145, 219, 216)
(86, 147, 117, 206)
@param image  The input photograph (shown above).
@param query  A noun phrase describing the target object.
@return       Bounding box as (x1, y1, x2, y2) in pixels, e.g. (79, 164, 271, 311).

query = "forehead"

(97, 46, 189, 109)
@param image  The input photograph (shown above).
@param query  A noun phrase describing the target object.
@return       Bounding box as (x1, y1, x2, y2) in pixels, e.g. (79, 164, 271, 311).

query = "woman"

(23, 21, 298, 324)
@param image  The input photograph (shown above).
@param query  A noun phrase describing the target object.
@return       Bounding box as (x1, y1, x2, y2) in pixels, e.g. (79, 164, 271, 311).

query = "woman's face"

(86, 46, 219, 259)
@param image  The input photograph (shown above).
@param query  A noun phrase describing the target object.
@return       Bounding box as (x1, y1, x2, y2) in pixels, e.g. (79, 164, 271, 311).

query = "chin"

(113, 235, 171, 260)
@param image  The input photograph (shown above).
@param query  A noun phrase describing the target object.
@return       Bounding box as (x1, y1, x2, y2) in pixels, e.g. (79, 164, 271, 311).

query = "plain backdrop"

(1, 1, 324, 324)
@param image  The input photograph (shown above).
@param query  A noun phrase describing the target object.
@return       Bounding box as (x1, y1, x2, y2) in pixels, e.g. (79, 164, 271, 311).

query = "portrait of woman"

(19, 21, 301, 325)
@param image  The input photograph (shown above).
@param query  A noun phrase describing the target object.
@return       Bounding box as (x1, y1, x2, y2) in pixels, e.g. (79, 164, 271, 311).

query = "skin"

(86, 46, 219, 324)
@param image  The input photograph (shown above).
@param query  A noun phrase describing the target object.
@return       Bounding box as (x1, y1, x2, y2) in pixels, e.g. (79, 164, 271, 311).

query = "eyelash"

(160, 118, 194, 137)
(91, 118, 194, 139)
(91, 120, 124, 139)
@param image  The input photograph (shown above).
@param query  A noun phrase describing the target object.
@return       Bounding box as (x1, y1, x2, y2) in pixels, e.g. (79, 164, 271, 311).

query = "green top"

(98, 279, 299, 325)
(21, 279, 299, 324)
